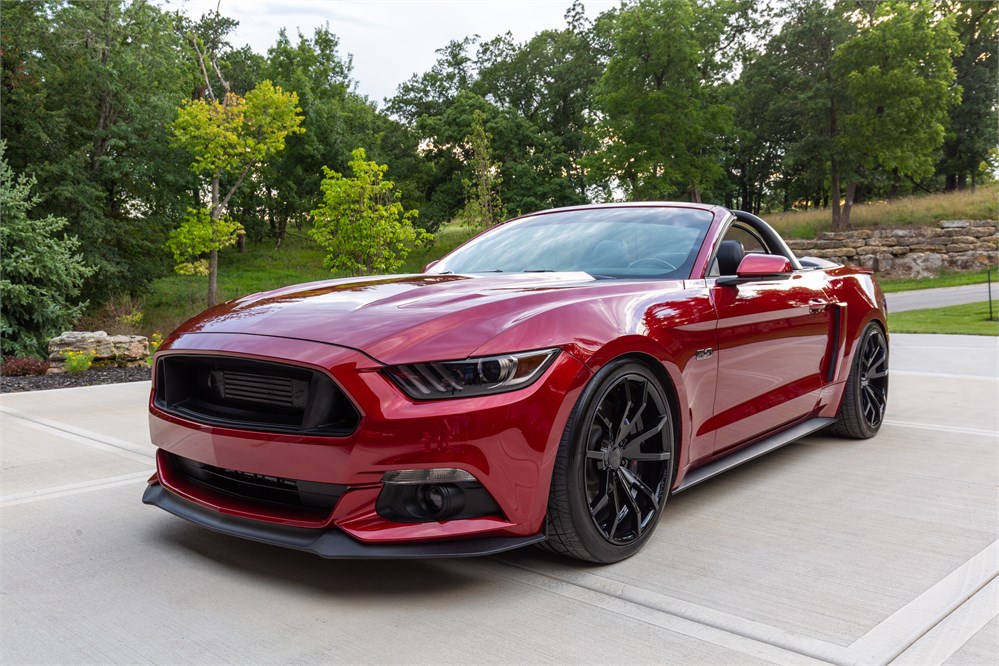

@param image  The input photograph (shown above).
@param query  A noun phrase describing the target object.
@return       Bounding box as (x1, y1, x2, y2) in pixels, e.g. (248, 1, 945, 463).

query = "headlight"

(384, 348, 560, 400)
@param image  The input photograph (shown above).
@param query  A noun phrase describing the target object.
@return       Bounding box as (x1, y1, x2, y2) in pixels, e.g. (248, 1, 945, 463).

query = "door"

(708, 270, 832, 454)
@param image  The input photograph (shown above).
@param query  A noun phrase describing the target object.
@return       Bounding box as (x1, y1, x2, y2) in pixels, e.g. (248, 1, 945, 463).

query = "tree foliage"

(0, 0, 991, 331)
(0, 143, 94, 358)
(1, 0, 196, 304)
(170, 12, 305, 305)
(457, 110, 505, 227)
(310, 149, 431, 276)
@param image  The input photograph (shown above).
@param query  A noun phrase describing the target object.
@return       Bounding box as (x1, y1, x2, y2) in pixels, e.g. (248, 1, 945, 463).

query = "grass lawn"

(888, 301, 999, 336)
(765, 186, 997, 239)
(880, 266, 999, 293)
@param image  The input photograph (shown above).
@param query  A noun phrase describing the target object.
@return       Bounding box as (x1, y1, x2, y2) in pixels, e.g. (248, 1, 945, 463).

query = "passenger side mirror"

(716, 254, 793, 286)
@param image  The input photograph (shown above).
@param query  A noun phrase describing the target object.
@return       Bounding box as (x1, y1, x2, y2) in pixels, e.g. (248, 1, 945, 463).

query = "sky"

(166, 0, 620, 106)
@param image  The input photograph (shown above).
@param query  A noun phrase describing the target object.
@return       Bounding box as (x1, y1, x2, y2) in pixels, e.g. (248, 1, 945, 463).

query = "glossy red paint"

(145, 202, 887, 557)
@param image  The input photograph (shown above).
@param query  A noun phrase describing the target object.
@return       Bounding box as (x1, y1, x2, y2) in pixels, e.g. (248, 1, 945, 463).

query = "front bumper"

(143, 484, 545, 558)
(146, 332, 590, 550)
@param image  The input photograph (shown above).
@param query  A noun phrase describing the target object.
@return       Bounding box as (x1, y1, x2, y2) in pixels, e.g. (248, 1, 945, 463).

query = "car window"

(724, 225, 768, 253)
(429, 207, 714, 279)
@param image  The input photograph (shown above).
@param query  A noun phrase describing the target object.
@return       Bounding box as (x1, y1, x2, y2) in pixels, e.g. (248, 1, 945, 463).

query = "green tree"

(261, 26, 357, 245)
(1, 0, 196, 304)
(0, 143, 94, 358)
(170, 20, 304, 305)
(457, 110, 504, 227)
(936, 0, 998, 191)
(587, 0, 733, 202)
(831, 0, 959, 228)
(310, 148, 431, 276)
(474, 3, 603, 204)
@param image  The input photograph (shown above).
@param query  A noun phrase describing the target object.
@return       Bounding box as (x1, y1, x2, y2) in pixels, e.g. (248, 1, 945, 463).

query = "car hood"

(172, 272, 685, 365)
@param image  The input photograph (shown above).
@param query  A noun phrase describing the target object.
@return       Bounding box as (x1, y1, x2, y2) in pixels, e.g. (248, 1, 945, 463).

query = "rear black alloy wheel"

(543, 360, 675, 563)
(830, 322, 889, 439)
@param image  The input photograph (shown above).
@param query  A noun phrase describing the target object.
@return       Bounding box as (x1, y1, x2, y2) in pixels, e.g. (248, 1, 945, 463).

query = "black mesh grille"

(170, 453, 347, 515)
(155, 355, 359, 436)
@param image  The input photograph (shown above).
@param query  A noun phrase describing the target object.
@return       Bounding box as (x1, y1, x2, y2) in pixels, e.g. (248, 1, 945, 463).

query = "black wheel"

(541, 360, 675, 563)
(829, 322, 889, 439)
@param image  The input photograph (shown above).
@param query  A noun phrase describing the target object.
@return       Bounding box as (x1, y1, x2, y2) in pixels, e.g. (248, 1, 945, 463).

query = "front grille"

(170, 453, 347, 515)
(155, 355, 359, 436)
(216, 370, 308, 408)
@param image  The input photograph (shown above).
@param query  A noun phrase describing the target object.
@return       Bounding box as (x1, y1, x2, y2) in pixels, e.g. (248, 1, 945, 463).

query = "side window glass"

(724, 225, 768, 253)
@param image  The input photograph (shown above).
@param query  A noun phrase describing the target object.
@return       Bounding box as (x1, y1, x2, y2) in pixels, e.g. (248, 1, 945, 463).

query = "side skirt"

(674, 417, 836, 493)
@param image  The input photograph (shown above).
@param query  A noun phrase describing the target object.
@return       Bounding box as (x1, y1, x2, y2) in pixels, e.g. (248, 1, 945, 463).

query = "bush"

(0, 141, 94, 357)
(1, 356, 50, 376)
(63, 350, 96, 374)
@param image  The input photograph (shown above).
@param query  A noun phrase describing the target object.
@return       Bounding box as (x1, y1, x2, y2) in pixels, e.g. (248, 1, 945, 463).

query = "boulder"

(48, 331, 149, 368)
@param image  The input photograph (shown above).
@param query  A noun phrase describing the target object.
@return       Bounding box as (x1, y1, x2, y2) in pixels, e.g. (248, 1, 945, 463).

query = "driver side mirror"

(716, 254, 793, 287)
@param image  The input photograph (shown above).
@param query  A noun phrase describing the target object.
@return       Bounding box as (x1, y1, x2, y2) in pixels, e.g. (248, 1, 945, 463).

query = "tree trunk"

(831, 165, 843, 230)
(208, 175, 220, 306)
(688, 184, 701, 203)
(842, 181, 857, 229)
(208, 248, 218, 306)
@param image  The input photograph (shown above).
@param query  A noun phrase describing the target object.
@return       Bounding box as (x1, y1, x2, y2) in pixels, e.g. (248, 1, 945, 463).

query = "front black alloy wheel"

(830, 322, 889, 439)
(542, 360, 675, 563)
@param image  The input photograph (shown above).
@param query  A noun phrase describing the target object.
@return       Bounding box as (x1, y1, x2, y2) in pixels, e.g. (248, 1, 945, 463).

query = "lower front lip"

(142, 482, 546, 557)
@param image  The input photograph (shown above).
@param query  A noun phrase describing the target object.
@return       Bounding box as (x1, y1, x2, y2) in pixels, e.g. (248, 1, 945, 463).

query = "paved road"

(885, 282, 997, 312)
(1, 335, 996, 664)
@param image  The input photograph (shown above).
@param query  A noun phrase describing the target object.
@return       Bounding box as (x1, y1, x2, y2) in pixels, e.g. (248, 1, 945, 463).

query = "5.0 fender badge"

(695, 348, 714, 360)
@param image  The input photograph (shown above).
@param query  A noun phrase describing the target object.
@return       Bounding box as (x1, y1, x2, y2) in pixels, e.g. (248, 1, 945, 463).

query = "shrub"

(0, 141, 94, 357)
(1, 356, 50, 376)
(63, 350, 96, 374)
(147, 332, 164, 367)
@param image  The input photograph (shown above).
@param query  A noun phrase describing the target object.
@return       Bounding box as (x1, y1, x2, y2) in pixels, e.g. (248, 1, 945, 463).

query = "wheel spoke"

(619, 466, 659, 511)
(622, 413, 669, 457)
(585, 449, 606, 461)
(596, 410, 614, 433)
(616, 469, 644, 536)
(608, 479, 624, 540)
(589, 469, 611, 517)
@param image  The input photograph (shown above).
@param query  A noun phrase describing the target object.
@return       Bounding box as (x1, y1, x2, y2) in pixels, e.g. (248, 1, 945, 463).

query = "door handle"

(809, 299, 829, 314)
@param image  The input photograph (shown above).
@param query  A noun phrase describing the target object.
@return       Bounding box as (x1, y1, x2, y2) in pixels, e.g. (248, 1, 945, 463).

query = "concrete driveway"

(1, 334, 996, 665)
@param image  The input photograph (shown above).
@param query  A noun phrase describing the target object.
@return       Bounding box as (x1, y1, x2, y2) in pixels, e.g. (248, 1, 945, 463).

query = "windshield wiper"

(524, 269, 555, 272)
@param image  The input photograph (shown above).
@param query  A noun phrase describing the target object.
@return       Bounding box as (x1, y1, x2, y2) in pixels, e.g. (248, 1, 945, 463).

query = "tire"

(829, 322, 889, 439)
(540, 360, 676, 563)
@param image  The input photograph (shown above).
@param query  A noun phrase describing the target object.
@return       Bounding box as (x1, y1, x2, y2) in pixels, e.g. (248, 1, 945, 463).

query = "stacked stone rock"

(48, 331, 149, 373)
(784, 220, 998, 278)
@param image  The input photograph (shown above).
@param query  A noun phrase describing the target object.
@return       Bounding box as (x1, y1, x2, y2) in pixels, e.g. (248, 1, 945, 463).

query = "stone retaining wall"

(784, 220, 997, 278)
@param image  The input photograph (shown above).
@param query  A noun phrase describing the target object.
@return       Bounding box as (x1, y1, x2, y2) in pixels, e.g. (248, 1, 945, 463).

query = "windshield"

(429, 207, 714, 279)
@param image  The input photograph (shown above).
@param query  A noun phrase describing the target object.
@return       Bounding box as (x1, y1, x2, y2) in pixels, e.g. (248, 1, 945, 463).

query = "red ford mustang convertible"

(144, 203, 889, 562)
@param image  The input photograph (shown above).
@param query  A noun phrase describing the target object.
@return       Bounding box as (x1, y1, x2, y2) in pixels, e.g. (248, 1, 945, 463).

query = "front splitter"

(142, 484, 546, 559)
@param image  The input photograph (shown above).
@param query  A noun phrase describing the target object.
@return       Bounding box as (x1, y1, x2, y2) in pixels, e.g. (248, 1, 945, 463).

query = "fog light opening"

(421, 484, 465, 519)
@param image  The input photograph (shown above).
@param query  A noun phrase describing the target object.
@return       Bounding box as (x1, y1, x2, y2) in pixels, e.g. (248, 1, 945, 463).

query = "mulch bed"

(1, 366, 152, 393)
